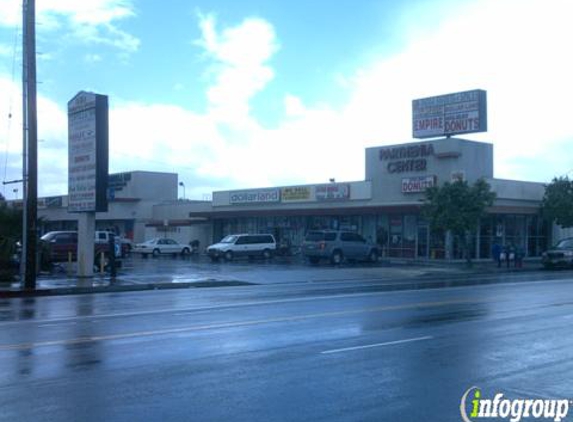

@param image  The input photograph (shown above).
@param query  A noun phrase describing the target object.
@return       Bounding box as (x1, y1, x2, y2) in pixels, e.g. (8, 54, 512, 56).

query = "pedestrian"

(507, 244, 516, 268)
(492, 241, 502, 268)
(515, 244, 525, 268)
(499, 244, 507, 268)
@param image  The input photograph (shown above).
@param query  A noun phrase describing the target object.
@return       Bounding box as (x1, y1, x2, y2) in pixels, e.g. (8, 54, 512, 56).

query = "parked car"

(301, 230, 379, 265)
(207, 234, 276, 261)
(542, 238, 573, 269)
(40, 230, 122, 264)
(133, 238, 191, 257)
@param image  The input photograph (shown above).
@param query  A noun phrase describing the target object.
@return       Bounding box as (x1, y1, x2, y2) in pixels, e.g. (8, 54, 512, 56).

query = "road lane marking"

(321, 336, 433, 355)
(0, 300, 466, 351)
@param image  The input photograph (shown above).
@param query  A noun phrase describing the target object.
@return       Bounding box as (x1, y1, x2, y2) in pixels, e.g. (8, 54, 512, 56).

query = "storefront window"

(429, 227, 445, 259)
(403, 215, 417, 258)
(376, 215, 389, 257)
(388, 215, 404, 258)
(452, 232, 476, 260)
(479, 217, 494, 259)
(526, 215, 550, 256)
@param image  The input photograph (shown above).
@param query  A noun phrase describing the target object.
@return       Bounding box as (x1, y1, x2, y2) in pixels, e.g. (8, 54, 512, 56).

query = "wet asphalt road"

(2, 270, 573, 421)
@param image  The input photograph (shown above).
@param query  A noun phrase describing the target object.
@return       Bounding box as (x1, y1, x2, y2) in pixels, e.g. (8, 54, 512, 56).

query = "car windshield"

(40, 233, 55, 241)
(220, 235, 238, 243)
(305, 231, 336, 241)
(555, 239, 573, 249)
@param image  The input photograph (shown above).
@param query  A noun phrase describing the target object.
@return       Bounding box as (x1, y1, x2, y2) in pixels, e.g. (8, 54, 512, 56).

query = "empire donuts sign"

(412, 89, 487, 139)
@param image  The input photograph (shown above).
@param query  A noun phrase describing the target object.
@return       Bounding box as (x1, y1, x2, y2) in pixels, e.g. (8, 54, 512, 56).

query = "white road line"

(321, 336, 434, 355)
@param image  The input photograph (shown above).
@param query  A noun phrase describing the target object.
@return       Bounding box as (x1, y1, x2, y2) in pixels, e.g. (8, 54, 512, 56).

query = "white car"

(134, 238, 191, 257)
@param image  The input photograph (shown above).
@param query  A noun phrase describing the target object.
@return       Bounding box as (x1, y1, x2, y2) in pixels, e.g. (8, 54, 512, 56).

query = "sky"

(0, 0, 572, 200)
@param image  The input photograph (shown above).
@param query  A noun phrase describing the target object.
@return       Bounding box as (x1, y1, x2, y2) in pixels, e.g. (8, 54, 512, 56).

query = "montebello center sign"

(412, 89, 487, 139)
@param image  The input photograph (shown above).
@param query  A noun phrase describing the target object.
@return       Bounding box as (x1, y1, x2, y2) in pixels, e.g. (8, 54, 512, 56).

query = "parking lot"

(27, 252, 467, 290)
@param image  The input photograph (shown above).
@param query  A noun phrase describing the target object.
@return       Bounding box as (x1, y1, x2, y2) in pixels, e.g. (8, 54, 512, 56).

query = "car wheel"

(152, 248, 160, 257)
(262, 249, 272, 260)
(331, 250, 343, 265)
(368, 249, 379, 263)
(224, 250, 233, 261)
(308, 256, 320, 265)
(181, 247, 190, 256)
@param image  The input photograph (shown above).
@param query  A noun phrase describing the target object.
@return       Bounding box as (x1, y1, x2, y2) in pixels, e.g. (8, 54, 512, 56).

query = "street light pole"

(179, 181, 186, 200)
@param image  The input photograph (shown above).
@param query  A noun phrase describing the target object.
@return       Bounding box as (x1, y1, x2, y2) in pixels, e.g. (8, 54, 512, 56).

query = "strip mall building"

(187, 137, 548, 260)
(35, 136, 555, 260)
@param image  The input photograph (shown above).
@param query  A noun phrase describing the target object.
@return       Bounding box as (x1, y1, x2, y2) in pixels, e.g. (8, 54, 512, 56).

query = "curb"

(0, 280, 255, 298)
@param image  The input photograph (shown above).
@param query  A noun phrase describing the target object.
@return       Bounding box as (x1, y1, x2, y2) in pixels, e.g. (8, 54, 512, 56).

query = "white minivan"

(207, 234, 276, 261)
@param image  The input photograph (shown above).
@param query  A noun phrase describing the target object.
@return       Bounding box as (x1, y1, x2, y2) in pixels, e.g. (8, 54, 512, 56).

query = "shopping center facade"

(32, 137, 555, 260)
(189, 137, 548, 260)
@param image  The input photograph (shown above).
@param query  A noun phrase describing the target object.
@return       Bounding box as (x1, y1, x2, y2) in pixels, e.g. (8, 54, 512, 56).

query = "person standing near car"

(506, 243, 516, 268)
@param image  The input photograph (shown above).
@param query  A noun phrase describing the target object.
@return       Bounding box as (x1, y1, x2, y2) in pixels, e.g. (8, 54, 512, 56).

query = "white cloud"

(0, 76, 69, 197)
(0, 0, 139, 52)
(0, 43, 11, 57)
(196, 14, 279, 124)
(84, 53, 103, 63)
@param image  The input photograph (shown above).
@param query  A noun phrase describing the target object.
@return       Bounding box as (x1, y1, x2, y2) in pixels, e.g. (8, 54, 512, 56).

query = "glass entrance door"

(417, 226, 429, 259)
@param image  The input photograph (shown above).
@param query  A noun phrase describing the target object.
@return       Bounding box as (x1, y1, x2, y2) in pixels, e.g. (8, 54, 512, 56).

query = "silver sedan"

(133, 238, 191, 257)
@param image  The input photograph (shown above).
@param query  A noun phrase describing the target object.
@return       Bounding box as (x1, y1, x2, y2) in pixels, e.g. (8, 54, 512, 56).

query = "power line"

(2, 22, 21, 196)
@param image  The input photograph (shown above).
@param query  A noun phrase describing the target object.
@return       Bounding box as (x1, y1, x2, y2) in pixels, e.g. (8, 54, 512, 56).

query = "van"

(207, 234, 276, 261)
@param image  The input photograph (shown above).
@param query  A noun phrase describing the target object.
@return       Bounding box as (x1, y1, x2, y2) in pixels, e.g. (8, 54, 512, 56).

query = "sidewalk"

(0, 257, 546, 298)
(391, 257, 543, 273)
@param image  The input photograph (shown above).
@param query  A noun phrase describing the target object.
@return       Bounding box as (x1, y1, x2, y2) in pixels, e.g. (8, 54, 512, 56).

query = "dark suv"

(301, 230, 379, 265)
(542, 238, 573, 268)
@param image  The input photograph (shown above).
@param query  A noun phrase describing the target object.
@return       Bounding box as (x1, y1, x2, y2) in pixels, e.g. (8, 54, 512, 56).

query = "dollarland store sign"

(230, 189, 280, 204)
(401, 175, 436, 193)
(67, 91, 109, 213)
(412, 89, 487, 139)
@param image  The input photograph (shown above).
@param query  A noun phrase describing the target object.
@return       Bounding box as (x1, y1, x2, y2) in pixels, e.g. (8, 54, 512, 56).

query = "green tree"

(541, 176, 573, 228)
(422, 178, 496, 264)
(0, 197, 23, 281)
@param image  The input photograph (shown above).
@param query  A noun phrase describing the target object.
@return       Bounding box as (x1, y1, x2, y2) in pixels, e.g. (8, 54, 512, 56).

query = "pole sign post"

(68, 91, 109, 213)
(412, 89, 487, 139)
(67, 91, 109, 279)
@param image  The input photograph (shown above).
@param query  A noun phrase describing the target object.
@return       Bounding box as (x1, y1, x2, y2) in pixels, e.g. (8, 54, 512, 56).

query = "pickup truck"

(94, 231, 130, 257)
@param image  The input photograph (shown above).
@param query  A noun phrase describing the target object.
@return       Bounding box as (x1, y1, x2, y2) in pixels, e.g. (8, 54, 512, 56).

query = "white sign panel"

(315, 184, 350, 201)
(229, 189, 280, 205)
(68, 92, 97, 212)
(401, 176, 436, 193)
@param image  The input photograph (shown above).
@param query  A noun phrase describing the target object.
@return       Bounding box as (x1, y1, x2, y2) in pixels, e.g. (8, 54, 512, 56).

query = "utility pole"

(23, 0, 37, 290)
